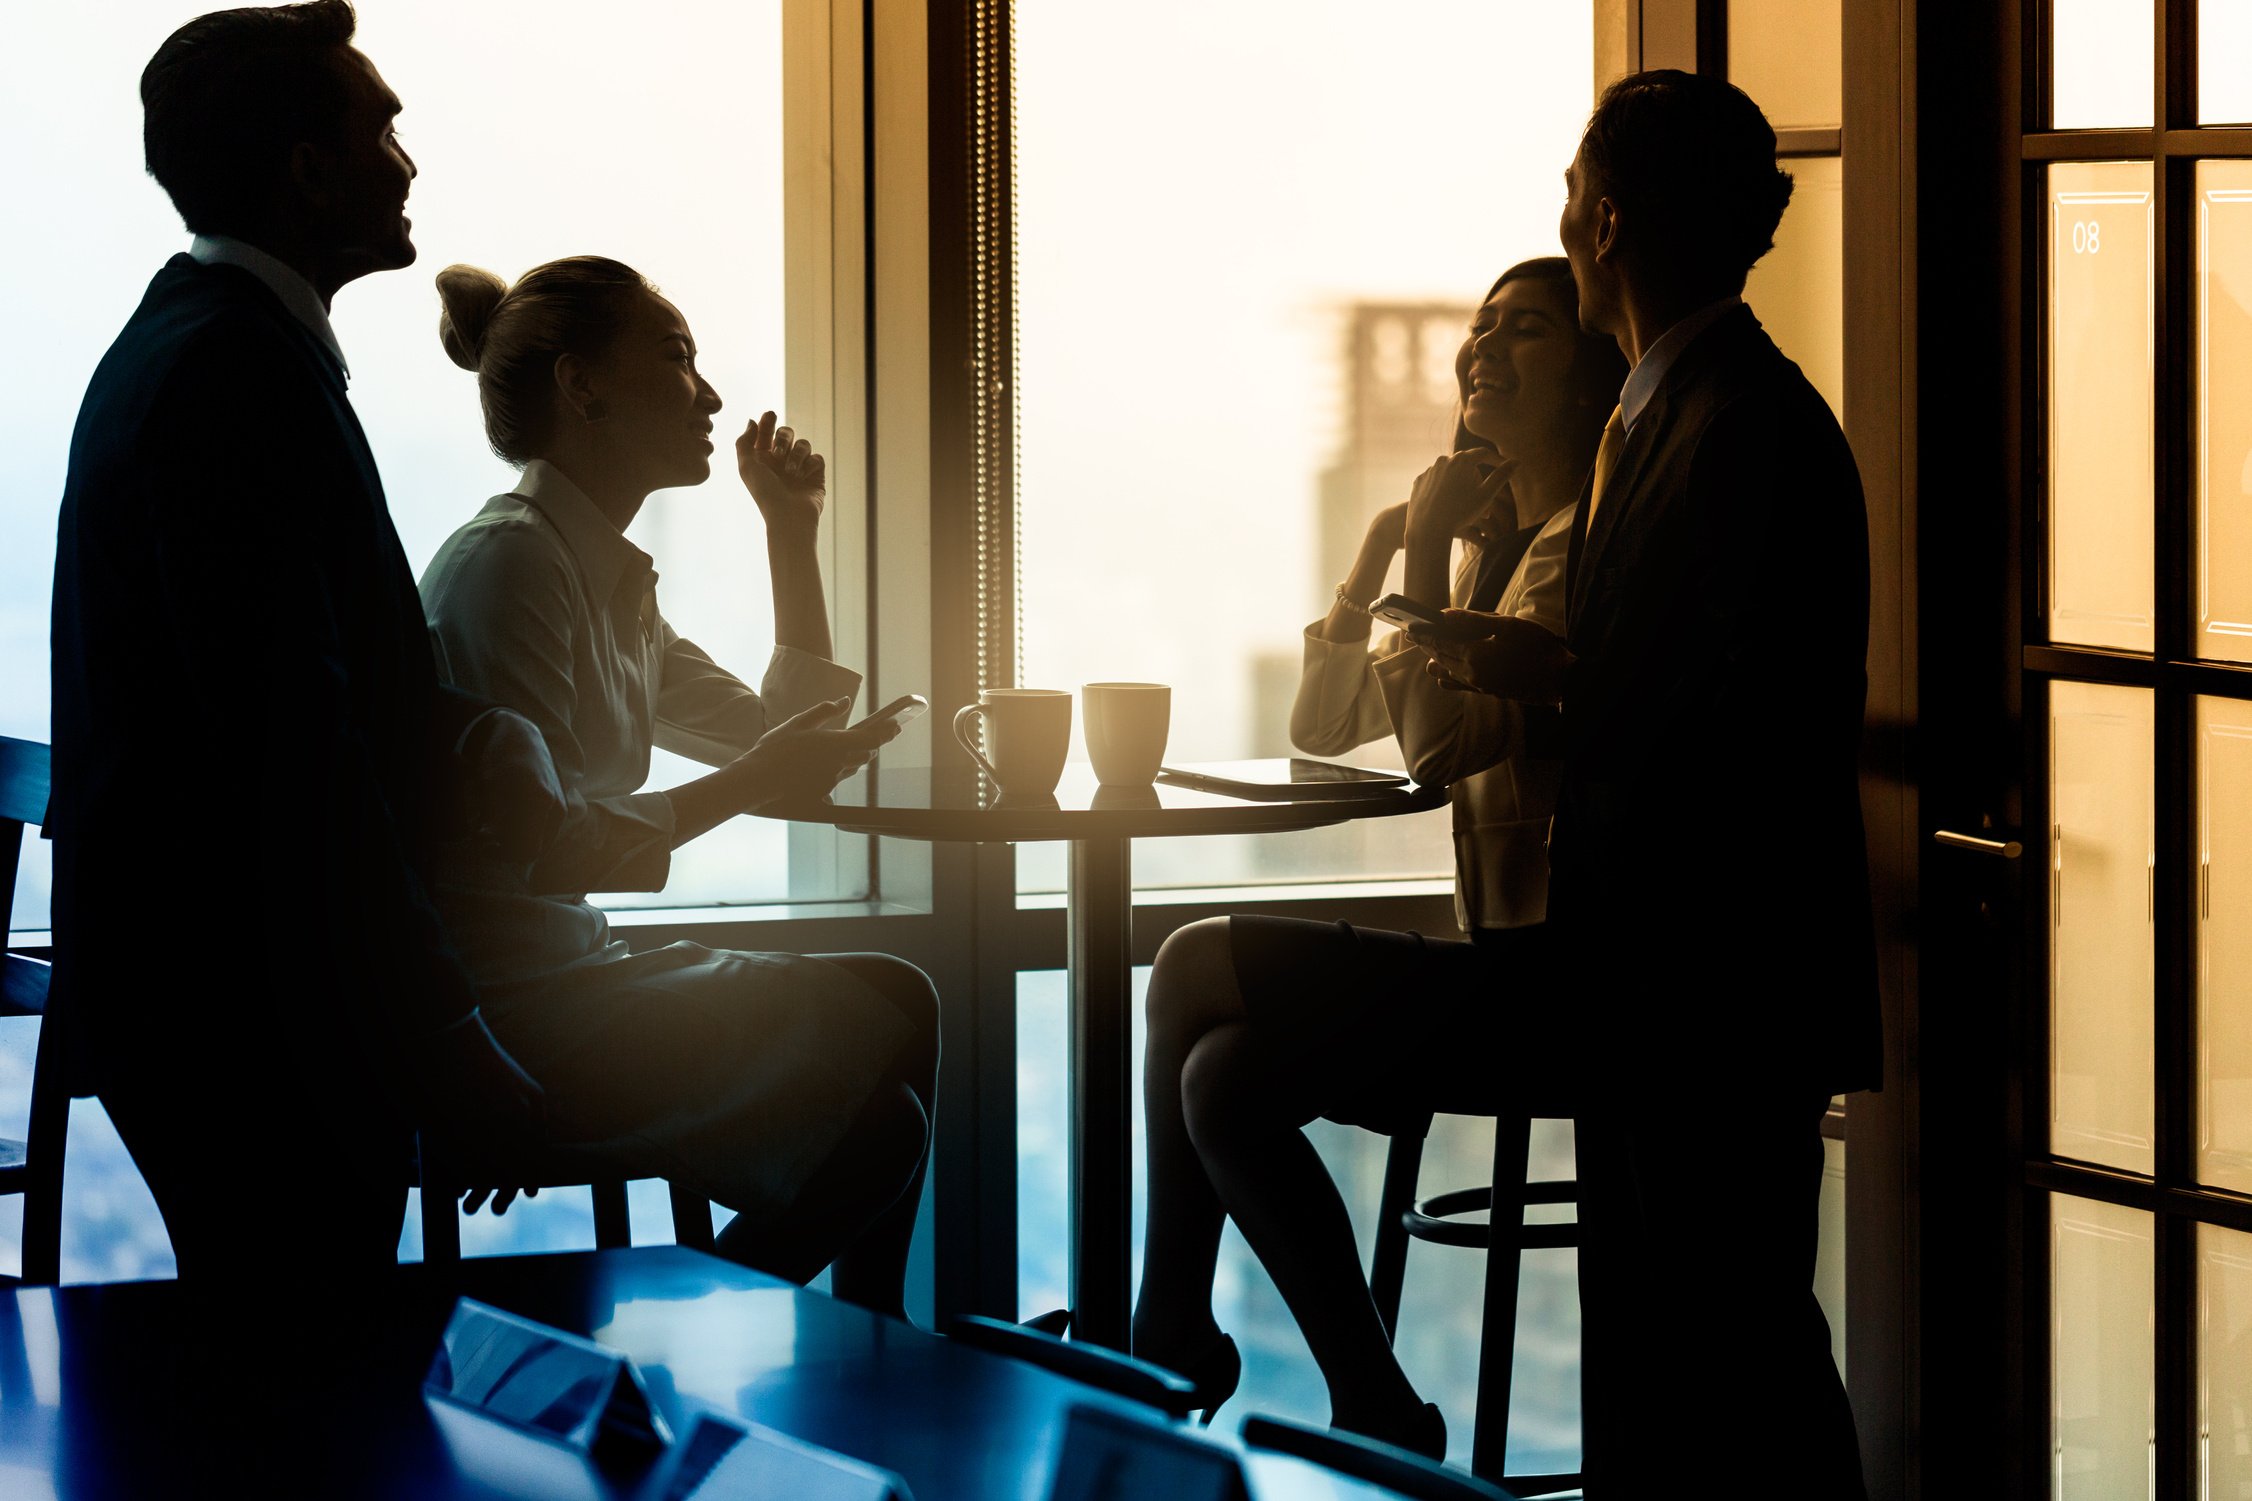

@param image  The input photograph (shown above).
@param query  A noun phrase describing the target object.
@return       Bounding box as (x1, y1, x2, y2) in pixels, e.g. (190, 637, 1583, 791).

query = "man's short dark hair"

(141, 1, 360, 236)
(1578, 69, 1794, 292)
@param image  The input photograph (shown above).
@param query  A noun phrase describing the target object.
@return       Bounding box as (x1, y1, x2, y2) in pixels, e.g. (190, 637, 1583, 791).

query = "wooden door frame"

(1846, 6, 2052, 1496)
(1840, 2, 1919, 1496)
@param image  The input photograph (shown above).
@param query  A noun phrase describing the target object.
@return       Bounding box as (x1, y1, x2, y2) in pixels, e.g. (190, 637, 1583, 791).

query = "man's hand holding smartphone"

(1416, 610, 1573, 705)
(1368, 593, 1461, 636)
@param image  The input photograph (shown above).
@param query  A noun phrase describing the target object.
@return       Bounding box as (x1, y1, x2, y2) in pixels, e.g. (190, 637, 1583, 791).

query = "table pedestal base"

(1067, 834, 1133, 1351)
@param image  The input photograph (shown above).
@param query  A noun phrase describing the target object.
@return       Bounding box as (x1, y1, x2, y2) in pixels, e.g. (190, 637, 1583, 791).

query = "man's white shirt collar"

(1618, 295, 1741, 433)
(188, 234, 350, 381)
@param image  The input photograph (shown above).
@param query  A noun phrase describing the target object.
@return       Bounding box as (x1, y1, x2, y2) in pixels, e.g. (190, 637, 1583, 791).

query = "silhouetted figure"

(1425, 71, 1878, 1498)
(1130, 260, 1623, 1456)
(418, 257, 937, 1317)
(49, 1, 556, 1292)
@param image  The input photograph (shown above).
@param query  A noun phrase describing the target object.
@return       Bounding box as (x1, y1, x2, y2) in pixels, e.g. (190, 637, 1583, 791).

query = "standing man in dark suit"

(1423, 70, 1879, 1497)
(50, 1, 555, 1290)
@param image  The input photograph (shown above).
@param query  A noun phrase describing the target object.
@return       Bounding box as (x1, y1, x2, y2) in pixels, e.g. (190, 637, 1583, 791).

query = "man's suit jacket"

(50, 255, 486, 1101)
(1555, 305, 1881, 1097)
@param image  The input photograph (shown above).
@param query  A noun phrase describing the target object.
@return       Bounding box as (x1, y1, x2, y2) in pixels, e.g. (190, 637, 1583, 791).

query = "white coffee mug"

(1081, 682, 1171, 787)
(953, 689, 1073, 795)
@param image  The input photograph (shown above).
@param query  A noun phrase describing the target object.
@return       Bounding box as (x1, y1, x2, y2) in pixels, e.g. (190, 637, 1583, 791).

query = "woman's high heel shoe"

(1343, 1401, 1447, 1462)
(1172, 1332, 1242, 1425)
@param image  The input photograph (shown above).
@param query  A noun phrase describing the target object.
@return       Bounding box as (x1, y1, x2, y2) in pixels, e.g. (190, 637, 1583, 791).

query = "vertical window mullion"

(2155, 5, 2200, 1497)
(2158, 684, 2196, 1501)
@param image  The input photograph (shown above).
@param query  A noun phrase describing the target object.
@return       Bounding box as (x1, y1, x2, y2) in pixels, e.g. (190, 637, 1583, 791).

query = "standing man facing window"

(1423, 70, 1879, 1497)
(50, 1, 556, 1290)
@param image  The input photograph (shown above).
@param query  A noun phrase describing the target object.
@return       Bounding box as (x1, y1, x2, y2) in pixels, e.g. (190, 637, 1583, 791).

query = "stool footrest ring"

(1403, 1179, 1582, 1250)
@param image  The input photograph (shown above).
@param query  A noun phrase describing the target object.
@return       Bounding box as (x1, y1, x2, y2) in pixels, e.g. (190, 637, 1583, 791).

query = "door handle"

(1933, 829, 2023, 859)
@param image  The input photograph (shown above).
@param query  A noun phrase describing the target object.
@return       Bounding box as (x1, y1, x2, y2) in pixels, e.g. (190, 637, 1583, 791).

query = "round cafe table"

(760, 760, 1444, 1351)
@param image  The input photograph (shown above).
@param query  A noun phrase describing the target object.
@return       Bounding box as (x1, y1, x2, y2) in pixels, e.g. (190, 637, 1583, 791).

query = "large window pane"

(4, 2, 850, 918)
(2203, 1224, 2252, 1501)
(2203, 0, 2252, 124)
(1728, 0, 1842, 130)
(2197, 161, 2252, 662)
(2198, 695, 2252, 1193)
(2048, 162, 2155, 653)
(1745, 153, 1844, 419)
(2050, 681, 2154, 1175)
(2052, 1194, 2154, 1501)
(2050, 0, 2155, 129)
(1014, 2, 1592, 894)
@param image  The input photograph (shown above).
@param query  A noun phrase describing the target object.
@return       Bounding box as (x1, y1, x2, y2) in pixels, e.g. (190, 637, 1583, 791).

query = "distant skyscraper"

(1228, 300, 1473, 882)
(1312, 301, 1475, 599)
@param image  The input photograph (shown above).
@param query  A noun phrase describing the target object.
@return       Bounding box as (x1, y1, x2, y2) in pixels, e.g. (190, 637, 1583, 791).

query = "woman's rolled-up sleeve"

(650, 629, 864, 766)
(1289, 621, 1398, 757)
(1372, 645, 1524, 788)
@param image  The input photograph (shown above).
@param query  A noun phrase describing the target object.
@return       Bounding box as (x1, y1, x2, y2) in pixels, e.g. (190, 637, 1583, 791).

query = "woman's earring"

(583, 399, 608, 423)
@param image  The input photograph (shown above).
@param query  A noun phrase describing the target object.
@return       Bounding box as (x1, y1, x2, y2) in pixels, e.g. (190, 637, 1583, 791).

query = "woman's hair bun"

(435, 263, 510, 371)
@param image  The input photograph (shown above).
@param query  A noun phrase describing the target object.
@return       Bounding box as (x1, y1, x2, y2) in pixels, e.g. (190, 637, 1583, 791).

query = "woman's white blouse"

(1289, 503, 1573, 932)
(419, 459, 861, 985)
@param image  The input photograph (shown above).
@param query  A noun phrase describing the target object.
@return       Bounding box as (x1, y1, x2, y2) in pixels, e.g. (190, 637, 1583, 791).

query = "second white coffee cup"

(1081, 682, 1171, 787)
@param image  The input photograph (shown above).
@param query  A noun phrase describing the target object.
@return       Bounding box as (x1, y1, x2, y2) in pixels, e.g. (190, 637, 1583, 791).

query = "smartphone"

(1367, 593, 1447, 633)
(848, 693, 930, 734)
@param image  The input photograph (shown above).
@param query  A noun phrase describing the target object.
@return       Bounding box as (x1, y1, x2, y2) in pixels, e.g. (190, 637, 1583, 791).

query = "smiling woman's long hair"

(436, 256, 654, 464)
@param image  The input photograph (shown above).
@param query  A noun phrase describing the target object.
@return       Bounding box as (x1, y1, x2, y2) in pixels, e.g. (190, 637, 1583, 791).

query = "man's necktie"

(1583, 404, 1626, 533)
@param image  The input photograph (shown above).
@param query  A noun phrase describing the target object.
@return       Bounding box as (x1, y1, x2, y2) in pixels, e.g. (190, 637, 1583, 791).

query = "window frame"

(582, 0, 1468, 1324)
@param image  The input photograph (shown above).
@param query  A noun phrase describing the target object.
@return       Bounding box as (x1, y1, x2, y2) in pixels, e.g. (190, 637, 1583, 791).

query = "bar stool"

(1363, 1105, 1582, 1496)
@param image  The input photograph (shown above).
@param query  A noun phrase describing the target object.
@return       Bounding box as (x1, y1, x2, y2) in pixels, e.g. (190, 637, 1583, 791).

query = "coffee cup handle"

(952, 703, 1004, 781)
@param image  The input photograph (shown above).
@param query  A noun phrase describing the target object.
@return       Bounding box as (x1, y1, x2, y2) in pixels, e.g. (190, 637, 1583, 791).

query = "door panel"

(2200, 1223, 2252, 1500)
(2196, 696, 2252, 1194)
(2050, 1195, 2155, 1501)
(2047, 161, 2155, 653)
(2048, 0, 2154, 128)
(2195, 162, 2252, 661)
(2049, 681, 2156, 1175)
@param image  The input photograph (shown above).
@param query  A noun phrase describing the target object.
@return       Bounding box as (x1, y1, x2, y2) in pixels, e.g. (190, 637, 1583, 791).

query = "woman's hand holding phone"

(733, 697, 898, 810)
(661, 696, 902, 847)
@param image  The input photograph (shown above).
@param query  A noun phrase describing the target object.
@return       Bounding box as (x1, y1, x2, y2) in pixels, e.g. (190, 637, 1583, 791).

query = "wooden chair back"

(0, 736, 63, 1282)
(416, 1136, 715, 1263)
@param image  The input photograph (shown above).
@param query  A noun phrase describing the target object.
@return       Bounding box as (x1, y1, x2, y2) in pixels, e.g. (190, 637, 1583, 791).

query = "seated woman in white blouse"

(419, 256, 934, 1316)
(1130, 258, 1625, 1453)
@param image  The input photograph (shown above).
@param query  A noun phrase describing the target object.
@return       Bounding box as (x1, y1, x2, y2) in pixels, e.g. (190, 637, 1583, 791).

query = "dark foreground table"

(762, 762, 1443, 1350)
(0, 1248, 1437, 1499)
